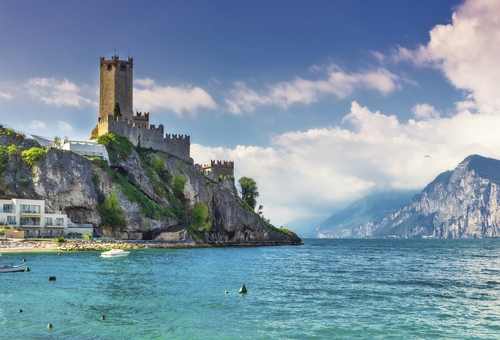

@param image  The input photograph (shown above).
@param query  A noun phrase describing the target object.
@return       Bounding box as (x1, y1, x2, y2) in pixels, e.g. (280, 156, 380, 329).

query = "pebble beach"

(0, 238, 196, 253)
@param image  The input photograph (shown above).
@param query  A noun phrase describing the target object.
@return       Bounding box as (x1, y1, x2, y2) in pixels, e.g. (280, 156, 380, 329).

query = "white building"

(30, 135, 109, 161)
(0, 198, 91, 238)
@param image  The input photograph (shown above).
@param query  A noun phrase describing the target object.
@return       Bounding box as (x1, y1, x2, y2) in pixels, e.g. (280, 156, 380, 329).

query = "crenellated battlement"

(202, 160, 234, 168)
(100, 55, 133, 69)
(200, 159, 235, 179)
(134, 111, 149, 119)
(96, 115, 191, 162)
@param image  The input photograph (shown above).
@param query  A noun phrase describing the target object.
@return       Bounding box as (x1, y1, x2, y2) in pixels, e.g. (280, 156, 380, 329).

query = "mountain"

(369, 155, 500, 238)
(0, 126, 301, 245)
(283, 216, 327, 238)
(316, 190, 419, 238)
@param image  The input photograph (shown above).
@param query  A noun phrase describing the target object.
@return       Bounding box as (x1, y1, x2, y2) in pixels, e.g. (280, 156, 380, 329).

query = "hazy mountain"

(283, 216, 328, 238)
(316, 190, 419, 238)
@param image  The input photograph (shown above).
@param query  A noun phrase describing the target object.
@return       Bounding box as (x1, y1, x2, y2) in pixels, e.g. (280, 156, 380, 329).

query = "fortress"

(93, 55, 234, 179)
(93, 56, 191, 162)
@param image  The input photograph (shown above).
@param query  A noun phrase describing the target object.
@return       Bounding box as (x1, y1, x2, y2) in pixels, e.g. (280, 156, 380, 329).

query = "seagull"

(424, 155, 431, 158)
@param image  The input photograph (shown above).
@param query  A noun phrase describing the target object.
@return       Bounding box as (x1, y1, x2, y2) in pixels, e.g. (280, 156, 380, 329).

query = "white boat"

(100, 249, 130, 258)
(0, 264, 28, 273)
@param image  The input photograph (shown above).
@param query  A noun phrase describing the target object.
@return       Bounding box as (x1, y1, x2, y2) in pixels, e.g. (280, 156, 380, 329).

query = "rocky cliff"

(344, 155, 500, 238)
(0, 126, 301, 245)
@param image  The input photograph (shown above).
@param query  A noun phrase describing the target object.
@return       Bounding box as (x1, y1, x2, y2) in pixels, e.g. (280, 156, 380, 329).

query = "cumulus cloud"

(392, 0, 500, 114)
(25, 78, 96, 108)
(192, 0, 500, 226)
(192, 101, 500, 226)
(28, 120, 47, 130)
(224, 63, 400, 114)
(411, 103, 440, 120)
(134, 78, 217, 116)
(58, 121, 73, 131)
(0, 92, 11, 100)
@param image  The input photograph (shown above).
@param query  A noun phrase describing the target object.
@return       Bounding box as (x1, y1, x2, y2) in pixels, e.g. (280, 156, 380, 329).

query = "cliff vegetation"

(0, 125, 301, 246)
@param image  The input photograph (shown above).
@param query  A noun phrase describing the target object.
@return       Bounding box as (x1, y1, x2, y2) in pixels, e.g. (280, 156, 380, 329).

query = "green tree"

(113, 103, 122, 119)
(238, 177, 259, 210)
(53, 136, 68, 149)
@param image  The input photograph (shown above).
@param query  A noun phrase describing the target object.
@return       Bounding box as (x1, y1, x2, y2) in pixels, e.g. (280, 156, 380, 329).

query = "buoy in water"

(58, 253, 61, 256)
(22, 258, 26, 262)
(238, 284, 247, 294)
(49, 276, 56, 281)
(47, 323, 52, 328)
(101, 315, 105, 320)
(25, 266, 30, 272)
(224, 290, 228, 294)
(19, 309, 23, 313)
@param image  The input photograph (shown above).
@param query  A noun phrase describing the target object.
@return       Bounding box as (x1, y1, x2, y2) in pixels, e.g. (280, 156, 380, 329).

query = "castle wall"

(202, 160, 234, 179)
(99, 56, 133, 121)
(98, 116, 191, 162)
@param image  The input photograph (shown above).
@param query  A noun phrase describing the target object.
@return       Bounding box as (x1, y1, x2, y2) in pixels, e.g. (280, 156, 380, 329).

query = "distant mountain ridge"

(324, 154, 500, 238)
(316, 191, 418, 238)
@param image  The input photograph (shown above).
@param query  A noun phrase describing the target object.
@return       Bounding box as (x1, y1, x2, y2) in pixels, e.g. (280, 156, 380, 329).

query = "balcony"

(20, 210, 41, 215)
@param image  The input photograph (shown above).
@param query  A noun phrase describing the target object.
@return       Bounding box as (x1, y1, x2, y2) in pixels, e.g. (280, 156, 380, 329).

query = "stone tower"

(99, 56, 133, 121)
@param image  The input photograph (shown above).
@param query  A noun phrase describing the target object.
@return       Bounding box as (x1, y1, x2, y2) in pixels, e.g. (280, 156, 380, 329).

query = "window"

(20, 217, 40, 226)
(44, 218, 53, 226)
(56, 218, 64, 226)
(20, 205, 40, 214)
(3, 204, 13, 213)
(7, 216, 15, 225)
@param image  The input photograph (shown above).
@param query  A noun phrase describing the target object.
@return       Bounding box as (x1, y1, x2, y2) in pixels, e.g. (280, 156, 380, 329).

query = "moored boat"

(100, 249, 130, 258)
(0, 264, 28, 273)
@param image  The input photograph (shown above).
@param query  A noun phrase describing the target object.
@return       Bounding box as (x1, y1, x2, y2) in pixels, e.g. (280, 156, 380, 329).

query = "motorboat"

(0, 264, 29, 273)
(100, 249, 130, 258)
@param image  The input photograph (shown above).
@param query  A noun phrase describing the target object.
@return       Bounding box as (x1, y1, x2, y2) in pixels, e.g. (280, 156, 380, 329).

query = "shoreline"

(0, 239, 299, 254)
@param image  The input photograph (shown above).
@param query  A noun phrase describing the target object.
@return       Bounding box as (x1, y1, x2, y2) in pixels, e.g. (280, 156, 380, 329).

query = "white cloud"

(411, 103, 440, 120)
(0, 92, 11, 100)
(28, 120, 47, 130)
(224, 63, 400, 114)
(25, 78, 96, 108)
(194, 0, 500, 227)
(192, 101, 500, 226)
(393, 0, 500, 114)
(58, 121, 73, 131)
(134, 78, 217, 116)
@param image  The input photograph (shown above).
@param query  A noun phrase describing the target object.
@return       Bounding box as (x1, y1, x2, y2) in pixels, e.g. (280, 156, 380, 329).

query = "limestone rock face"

(0, 132, 301, 245)
(371, 155, 500, 238)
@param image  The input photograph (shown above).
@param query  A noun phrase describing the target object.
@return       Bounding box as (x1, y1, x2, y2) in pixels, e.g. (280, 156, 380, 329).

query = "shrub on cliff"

(188, 202, 212, 237)
(97, 133, 132, 162)
(0, 146, 8, 175)
(99, 191, 126, 231)
(21, 147, 46, 166)
(173, 174, 187, 198)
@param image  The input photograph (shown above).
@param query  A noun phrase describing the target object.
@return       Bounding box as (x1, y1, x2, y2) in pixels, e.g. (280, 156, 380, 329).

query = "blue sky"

(2, 0, 499, 227)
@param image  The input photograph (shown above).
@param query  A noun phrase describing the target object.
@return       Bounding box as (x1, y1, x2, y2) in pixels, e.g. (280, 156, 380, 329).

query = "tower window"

(107, 64, 112, 71)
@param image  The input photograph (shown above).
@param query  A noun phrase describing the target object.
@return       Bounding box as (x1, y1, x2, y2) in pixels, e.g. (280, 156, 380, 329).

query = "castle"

(93, 56, 234, 180)
(93, 56, 191, 162)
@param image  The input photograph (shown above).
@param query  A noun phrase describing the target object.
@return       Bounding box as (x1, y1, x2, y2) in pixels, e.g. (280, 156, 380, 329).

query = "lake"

(1, 238, 500, 339)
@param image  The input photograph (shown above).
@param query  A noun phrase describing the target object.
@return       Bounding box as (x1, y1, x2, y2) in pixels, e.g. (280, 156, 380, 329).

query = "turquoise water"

(1, 239, 500, 339)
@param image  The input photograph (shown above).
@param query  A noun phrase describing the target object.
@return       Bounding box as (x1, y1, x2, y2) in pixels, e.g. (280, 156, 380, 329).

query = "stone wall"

(97, 115, 191, 162)
(202, 160, 234, 179)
